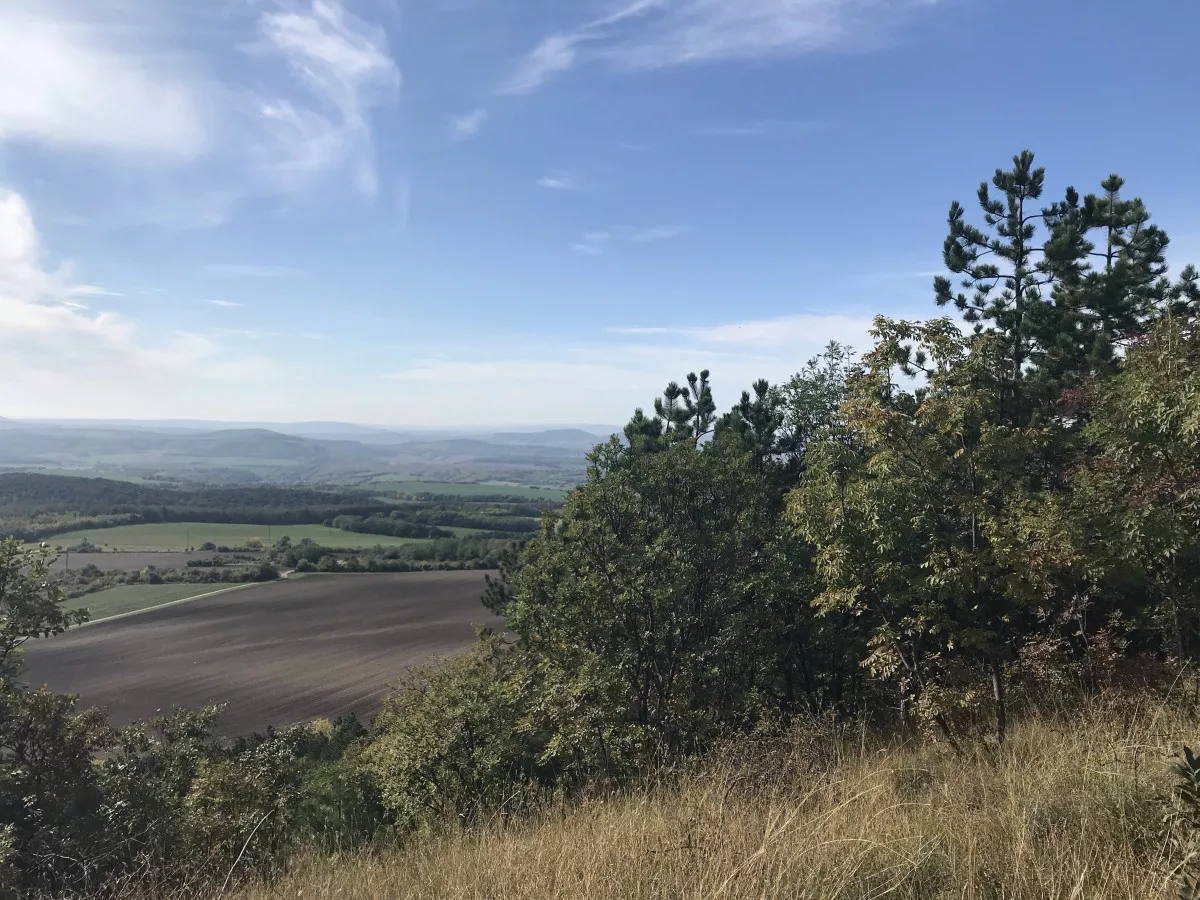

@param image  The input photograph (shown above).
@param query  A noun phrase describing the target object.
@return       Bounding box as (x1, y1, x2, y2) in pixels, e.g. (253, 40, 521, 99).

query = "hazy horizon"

(0, 417, 622, 436)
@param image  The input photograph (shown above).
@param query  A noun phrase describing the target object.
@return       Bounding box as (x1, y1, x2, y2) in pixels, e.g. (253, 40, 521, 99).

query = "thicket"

(4, 151, 1200, 897)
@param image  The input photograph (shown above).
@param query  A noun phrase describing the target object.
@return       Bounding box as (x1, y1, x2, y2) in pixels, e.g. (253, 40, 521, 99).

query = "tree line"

(0, 475, 555, 543)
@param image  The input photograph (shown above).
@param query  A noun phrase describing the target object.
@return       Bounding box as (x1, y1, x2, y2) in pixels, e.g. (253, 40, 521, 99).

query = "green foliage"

(1067, 315, 1200, 658)
(1167, 746, 1200, 898)
(935, 151, 1177, 426)
(623, 370, 716, 451)
(498, 435, 835, 767)
(365, 637, 537, 829)
(0, 540, 87, 684)
(791, 319, 1052, 743)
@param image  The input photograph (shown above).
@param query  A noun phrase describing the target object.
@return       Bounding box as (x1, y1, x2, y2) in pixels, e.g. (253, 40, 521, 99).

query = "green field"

(367, 478, 567, 500)
(67, 582, 258, 621)
(46, 522, 428, 551)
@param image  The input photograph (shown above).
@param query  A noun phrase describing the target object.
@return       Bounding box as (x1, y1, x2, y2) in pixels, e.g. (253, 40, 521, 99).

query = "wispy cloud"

(573, 224, 690, 254)
(537, 175, 577, 190)
(610, 312, 870, 349)
(257, 0, 402, 195)
(627, 225, 690, 242)
(503, 0, 943, 94)
(573, 232, 613, 255)
(0, 1, 401, 218)
(68, 285, 123, 298)
(499, 34, 582, 94)
(450, 108, 489, 139)
(204, 299, 243, 308)
(203, 265, 303, 279)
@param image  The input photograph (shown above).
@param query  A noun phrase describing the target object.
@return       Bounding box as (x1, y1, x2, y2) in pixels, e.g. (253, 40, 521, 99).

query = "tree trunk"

(991, 658, 1007, 748)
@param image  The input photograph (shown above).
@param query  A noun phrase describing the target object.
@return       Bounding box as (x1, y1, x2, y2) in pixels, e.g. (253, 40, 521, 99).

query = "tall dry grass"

(224, 696, 1197, 900)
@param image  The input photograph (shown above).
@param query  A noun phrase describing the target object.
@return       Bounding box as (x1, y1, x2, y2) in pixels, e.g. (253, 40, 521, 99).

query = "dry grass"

(225, 697, 1197, 900)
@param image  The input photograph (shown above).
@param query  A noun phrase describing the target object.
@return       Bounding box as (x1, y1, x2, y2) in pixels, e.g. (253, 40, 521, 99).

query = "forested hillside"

(0, 473, 555, 543)
(4, 152, 1200, 898)
(0, 475, 397, 539)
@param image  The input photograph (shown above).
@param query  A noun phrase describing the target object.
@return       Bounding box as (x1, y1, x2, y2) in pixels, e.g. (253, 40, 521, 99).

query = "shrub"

(254, 563, 281, 582)
(364, 637, 543, 830)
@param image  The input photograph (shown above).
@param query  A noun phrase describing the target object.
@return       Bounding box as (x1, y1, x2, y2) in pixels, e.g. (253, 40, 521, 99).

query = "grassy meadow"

(227, 695, 1194, 900)
(46, 522, 429, 551)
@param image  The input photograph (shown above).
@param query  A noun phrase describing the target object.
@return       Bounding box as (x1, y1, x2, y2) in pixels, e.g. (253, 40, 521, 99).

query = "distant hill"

(489, 429, 610, 451)
(0, 422, 590, 487)
(9, 419, 402, 437)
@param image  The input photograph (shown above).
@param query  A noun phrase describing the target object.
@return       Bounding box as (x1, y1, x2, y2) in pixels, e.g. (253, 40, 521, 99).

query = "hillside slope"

(224, 698, 1190, 900)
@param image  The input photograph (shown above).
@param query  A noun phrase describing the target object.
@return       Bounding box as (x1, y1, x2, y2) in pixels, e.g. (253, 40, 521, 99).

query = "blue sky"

(1, 0, 1197, 427)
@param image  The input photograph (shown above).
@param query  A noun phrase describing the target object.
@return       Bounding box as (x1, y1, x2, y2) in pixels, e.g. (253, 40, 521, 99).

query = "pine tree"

(935, 151, 1178, 427)
(624, 370, 716, 451)
(716, 380, 782, 467)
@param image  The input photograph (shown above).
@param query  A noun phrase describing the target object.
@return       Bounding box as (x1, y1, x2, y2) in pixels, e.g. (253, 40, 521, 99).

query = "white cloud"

(573, 224, 689, 254)
(0, 6, 207, 157)
(0, 187, 278, 415)
(504, 0, 942, 93)
(0, 1, 401, 216)
(537, 175, 577, 190)
(450, 108, 489, 139)
(205, 299, 243, 308)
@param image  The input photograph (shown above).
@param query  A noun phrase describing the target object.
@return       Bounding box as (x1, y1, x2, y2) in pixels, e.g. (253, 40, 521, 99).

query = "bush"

(254, 563, 281, 582)
(200, 541, 217, 551)
(365, 637, 544, 829)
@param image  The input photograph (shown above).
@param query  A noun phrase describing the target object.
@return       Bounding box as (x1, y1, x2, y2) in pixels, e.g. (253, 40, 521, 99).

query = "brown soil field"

(48, 551, 260, 571)
(24, 571, 499, 736)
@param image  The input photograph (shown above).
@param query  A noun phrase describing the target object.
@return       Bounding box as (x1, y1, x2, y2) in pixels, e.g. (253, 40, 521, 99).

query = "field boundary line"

(77, 582, 270, 628)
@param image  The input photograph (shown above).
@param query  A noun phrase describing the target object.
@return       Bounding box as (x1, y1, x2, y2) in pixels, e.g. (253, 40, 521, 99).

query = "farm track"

(24, 571, 498, 736)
